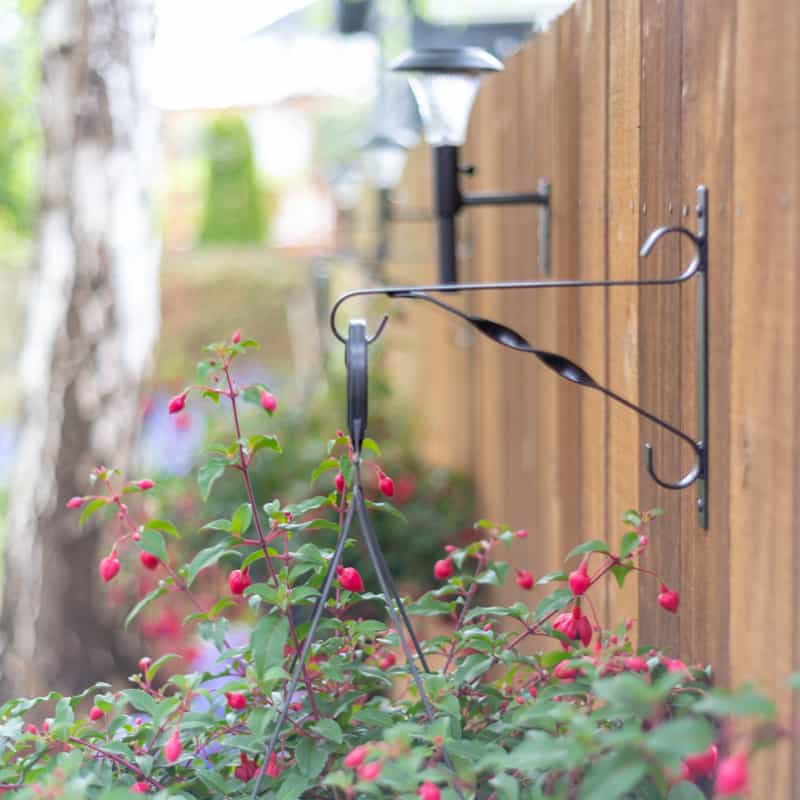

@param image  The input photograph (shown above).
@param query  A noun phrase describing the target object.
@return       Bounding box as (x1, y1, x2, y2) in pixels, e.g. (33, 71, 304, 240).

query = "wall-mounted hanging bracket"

(329, 185, 710, 529)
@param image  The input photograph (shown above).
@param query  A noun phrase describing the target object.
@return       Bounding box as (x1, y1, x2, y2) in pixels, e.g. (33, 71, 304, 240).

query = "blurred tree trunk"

(0, 0, 159, 698)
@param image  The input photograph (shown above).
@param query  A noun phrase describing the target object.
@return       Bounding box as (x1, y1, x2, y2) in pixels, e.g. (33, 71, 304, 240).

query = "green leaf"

(789, 672, 800, 689)
(120, 689, 159, 717)
(145, 654, 180, 683)
(592, 673, 659, 717)
(139, 529, 167, 563)
(610, 563, 633, 588)
(201, 519, 232, 532)
(277, 773, 311, 800)
(644, 717, 714, 762)
(198, 459, 227, 502)
(364, 499, 407, 522)
(576, 750, 647, 799)
(248, 433, 281, 455)
(534, 588, 573, 620)
(619, 531, 639, 559)
(361, 437, 381, 456)
(565, 540, 610, 562)
(143, 518, 180, 538)
(536, 571, 568, 585)
(284, 496, 330, 517)
(310, 458, 339, 484)
(311, 719, 343, 744)
(231, 503, 253, 535)
(668, 783, 706, 800)
(79, 498, 108, 528)
(252, 615, 289, 679)
(622, 510, 642, 527)
(693, 685, 776, 719)
(295, 737, 327, 778)
(186, 541, 232, 587)
(490, 773, 519, 800)
(124, 585, 167, 629)
(453, 655, 493, 685)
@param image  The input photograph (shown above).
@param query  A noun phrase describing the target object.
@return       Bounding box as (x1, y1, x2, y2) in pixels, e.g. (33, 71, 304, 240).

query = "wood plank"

(637, 0, 683, 657)
(606, 0, 642, 632)
(730, 1, 799, 795)
(678, 0, 736, 686)
(575, 0, 609, 626)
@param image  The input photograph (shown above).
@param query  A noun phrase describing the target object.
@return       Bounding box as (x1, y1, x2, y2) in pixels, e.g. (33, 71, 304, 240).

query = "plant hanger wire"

(329, 186, 709, 529)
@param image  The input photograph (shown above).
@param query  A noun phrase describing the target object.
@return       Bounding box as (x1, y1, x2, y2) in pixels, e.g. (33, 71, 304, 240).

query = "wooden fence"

(380, 0, 800, 795)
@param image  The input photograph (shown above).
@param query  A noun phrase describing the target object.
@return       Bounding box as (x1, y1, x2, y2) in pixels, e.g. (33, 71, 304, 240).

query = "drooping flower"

(433, 558, 454, 581)
(515, 569, 534, 590)
(344, 745, 368, 769)
(715, 752, 749, 796)
(164, 729, 182, 763)
(234, 752, 258, 782)
(229, 568, 252, 595)
(99, 552, 121, 582)
(168, 393, 187, 414)
(260, 390, 277, 413)
(568, 558, 591, 596)
(337, 565, 365, 593)
(658, 583, 680, 614)
(683, 744, 718, 781)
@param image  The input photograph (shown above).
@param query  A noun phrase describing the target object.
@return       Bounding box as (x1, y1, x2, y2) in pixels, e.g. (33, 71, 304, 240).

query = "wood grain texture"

(606, 0, 642, 630)
(730, 1, 799, 794)
(636, 0, 683, 657)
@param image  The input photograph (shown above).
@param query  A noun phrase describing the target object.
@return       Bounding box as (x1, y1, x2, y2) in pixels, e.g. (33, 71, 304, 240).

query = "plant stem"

(69, 736, 163, 790)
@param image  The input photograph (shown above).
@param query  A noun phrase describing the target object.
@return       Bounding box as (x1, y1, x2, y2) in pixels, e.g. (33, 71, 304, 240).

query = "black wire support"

(328, 186, 709, 528)
(253, 321, 464, 798)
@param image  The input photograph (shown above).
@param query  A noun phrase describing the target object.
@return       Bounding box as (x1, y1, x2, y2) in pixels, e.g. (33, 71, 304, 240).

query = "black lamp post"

(391, 46, 551, 284)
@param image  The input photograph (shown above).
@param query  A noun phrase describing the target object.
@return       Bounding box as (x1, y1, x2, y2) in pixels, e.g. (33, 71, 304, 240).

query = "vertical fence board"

(730, 2, 799, 795)
(606, 0, 642, 629)
(637, 0, 683, 656)
(678, 0, 736, 686)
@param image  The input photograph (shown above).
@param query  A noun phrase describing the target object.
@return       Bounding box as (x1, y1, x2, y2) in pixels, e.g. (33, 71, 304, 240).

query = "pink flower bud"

(433, 558, 454, 581)
(515, 569, 534, 590)
(357, 760, 382, 782)
(516, 528, 529, 538)
(139, 657, 152, 673)
(89, 706, 104, 722)
(336, 565, 365, 593)
(225, 692, 247, 710)
(554, 661, 579, 680)
(66, 497, 84, 509)
(168, 393, 186, 415)
(131, 782, 150, 793)
(344, 745, 368, 769)
(265, 752, 280, 778)
(684, 744, 718, 780)
(231, 330, 242, 344)
(136, 479, 155, 491)
(715, 752, 749, 796)
(229, 568, 252, 595)
(379, 653, 396, 670)
(378, 474, 395, 497)
(418, 782, 441, 800)
(99, 553, 121, 582)
(139, 551, 159, 571)
(335, 472, 346, 494)
(260, 390, 277, 413)
(624, 656, 649, 672)
(568, 558, 591, 596)
(658, 583, 680, 614)
(444, 544, 457, 553)
(164, 729, 182, 763)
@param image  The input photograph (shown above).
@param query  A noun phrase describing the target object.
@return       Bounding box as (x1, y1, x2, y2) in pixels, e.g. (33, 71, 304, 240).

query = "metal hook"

(645, 441, 703, 490)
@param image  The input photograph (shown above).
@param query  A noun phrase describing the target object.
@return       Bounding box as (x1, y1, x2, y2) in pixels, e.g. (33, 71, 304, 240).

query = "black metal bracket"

(330, 185, 710, 529)
(433, 145, 550, 282)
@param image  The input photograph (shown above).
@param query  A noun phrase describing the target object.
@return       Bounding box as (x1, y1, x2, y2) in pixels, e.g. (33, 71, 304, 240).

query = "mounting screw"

(459, 164, 476, 176)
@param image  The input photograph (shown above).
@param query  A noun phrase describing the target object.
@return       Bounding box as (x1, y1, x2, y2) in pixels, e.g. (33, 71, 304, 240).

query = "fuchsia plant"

(0, 333, 788, 799)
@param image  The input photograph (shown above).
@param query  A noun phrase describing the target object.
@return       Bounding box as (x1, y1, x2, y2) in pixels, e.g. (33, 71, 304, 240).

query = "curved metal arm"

(396, 293, 705, 491)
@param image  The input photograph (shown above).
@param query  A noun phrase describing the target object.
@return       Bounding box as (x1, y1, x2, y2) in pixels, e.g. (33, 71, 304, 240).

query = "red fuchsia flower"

(515, 569, 534, 590)
(25, 724, 37, 735)
(661, 656, 688, 674)
(433, 558, 454, 581)
(344, 745, 368, 769)
(658, 583, 680, 614)
(334, 472, 346, 494)
(357, 760, 382, 782)
(88, 706, 104, 722)
(231, 330, 242, 344)
(265, 752, 280, 778)
(394, 474, 416, 504)
(516, 529, 529, 539)
(554, 661, 579, 680)
(624, 655, 649, 673)
(99, 552, 120, 583)
(568, 558, 591, 596)
(715, 752, 749, 796)
(379, 653, 396, 670)
(444, 545, 457, 553)
(131, 782, 150, 793)
(164, 729, 182, 763)
(378, 473, 395, 497)
(553, 604, 592, 649)
(168, 393, 187, 414)
(683, 744, 718, 781)
(229, 568, 252, 595)
(66, 496, 84, 509)
(336, 565, 365, 593)
(136, 479, 155, 491)
(234, 752, 258, 782)
(139, 551, 159, 571)
(260, 390, 277, 413)
(418, 782, 441, 800)
(225, 692, 247, 710)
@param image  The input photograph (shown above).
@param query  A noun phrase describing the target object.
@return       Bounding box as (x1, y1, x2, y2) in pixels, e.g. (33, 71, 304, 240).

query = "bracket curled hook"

(329, 185, 709, 527)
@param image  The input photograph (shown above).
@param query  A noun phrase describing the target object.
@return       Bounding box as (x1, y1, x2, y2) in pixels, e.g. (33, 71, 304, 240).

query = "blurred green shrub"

(198, 115, 266, 244)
